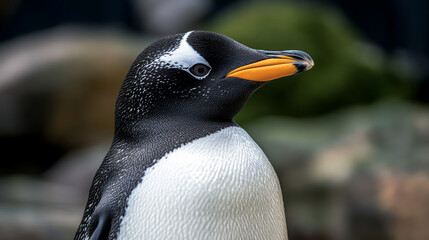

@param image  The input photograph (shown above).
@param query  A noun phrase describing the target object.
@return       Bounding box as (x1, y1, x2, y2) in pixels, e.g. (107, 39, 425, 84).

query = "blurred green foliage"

(206, 1, 412, 122)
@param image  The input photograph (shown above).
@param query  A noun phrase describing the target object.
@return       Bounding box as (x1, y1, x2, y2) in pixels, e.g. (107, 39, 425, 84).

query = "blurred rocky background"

(0, 0, 428, 239)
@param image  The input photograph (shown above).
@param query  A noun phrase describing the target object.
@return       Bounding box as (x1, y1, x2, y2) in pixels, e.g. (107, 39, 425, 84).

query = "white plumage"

(117, 126, 287, 240)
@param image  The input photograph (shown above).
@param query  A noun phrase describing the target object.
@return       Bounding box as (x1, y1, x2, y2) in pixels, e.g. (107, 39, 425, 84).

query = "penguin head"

(115, 31, 313, 127)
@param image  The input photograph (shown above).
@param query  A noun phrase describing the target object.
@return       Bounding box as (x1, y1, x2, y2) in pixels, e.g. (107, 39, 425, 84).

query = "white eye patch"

(158, 31, 211, 79)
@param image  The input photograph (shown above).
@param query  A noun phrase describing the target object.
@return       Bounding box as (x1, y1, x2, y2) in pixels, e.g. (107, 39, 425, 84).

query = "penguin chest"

(117, 126, 287, 240)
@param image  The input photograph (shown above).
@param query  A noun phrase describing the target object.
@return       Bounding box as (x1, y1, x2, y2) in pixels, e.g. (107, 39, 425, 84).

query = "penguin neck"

(113, 114, 236, 146)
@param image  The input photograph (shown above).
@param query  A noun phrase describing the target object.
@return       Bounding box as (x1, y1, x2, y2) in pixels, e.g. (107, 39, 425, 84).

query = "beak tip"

(278, 50, 314, 73)
(294, 57, 314, 73)
(302, 53, 314, 71)
(307, 58, 314, 70)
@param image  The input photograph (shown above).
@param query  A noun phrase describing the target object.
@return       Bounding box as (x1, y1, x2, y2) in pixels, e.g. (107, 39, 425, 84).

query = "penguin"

(75, 30, 313, 240)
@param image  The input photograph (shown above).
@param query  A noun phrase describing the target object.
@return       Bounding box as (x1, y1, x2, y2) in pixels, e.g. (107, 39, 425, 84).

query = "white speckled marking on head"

(117, 126, 288, 240)
(158, 31, 211, 79)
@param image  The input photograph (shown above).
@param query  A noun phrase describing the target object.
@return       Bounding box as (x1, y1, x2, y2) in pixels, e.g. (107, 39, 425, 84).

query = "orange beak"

(226, 50, 314, 82)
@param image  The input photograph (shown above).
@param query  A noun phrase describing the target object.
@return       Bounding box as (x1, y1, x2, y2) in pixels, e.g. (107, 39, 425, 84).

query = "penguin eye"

(189, 64, 211, 78)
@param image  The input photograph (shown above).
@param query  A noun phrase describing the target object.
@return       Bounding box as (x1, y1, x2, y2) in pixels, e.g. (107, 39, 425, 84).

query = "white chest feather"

(117, 126, 287, 240)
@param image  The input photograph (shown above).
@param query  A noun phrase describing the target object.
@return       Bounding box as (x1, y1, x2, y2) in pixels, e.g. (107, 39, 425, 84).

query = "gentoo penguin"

(75, 30, 313, 240)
